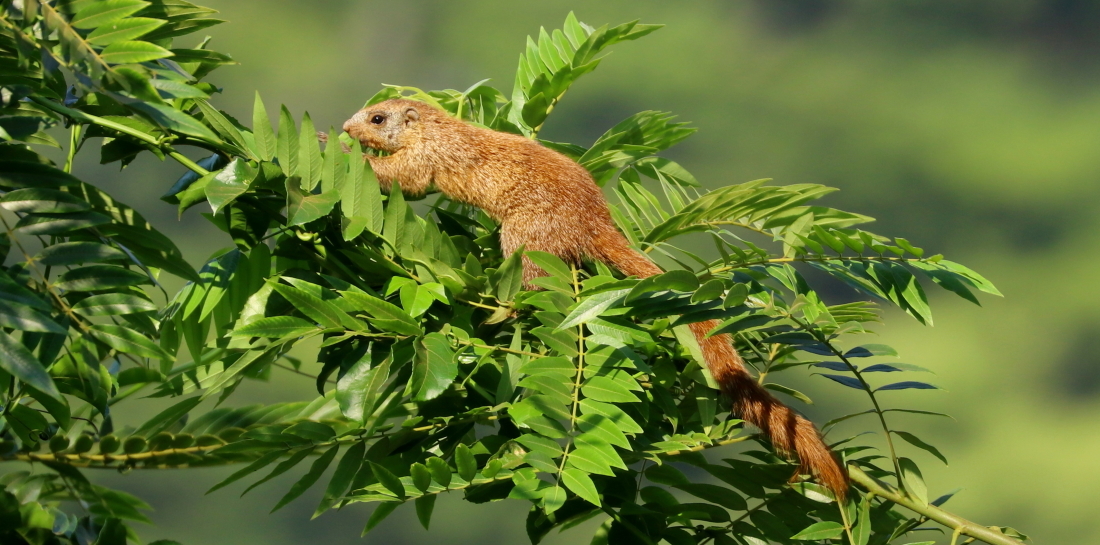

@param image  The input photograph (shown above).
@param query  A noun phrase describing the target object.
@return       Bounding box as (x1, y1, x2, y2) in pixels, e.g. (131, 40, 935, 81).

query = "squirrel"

(341, 98, 849, 497)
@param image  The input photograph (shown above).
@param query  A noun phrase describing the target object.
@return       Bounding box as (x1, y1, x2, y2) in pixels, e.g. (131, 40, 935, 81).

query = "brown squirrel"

(342, 98, 849, 497)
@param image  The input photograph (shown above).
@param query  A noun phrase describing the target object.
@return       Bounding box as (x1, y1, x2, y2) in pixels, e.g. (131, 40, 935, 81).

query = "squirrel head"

(343, 99, 431, 153)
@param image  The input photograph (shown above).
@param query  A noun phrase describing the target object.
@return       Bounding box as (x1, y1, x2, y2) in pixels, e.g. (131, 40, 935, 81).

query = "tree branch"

(849, 465, 1026, 545)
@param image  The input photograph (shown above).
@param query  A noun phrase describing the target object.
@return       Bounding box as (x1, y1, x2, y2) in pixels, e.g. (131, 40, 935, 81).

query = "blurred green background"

(65, 0, 1100, 543)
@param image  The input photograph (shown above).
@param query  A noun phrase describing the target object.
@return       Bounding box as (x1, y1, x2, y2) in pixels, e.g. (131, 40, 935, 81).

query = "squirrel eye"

(370, 115, 385, 124)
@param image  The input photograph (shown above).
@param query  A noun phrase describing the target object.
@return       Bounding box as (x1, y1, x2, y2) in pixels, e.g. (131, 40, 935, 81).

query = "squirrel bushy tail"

(592, 235, 849, 498)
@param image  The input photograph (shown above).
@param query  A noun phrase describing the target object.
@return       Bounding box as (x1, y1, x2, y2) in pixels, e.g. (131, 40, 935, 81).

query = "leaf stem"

(28, 96, 211, 176)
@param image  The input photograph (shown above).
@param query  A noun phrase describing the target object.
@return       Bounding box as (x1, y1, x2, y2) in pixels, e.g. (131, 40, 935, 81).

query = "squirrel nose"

(342, 119, 353, 134)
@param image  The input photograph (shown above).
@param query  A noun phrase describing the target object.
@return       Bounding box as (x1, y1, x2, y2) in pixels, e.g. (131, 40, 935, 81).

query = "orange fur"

(343, 99, 848, 497)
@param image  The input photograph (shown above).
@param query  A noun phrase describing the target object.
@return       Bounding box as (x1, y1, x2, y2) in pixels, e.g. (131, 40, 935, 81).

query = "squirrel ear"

(404, 107, 419, 124)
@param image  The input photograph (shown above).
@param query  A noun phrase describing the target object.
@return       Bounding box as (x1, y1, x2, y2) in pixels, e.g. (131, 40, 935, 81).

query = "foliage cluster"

(0, 3, 1026, 545)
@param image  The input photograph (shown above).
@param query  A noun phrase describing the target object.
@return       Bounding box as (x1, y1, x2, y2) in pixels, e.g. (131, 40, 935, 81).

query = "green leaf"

(88, 324, 171, 359)
(899, 457, 928, 505)
(673, 483, 747, 511)
(791, 521, 845, 540)
(0, 331, 61, 399)
(277, 105, 299, 176)
(126, 101, 218, 141)
(875, 381, 940, 392)
(893, 431, 948, 465)
(231, 316, 319, 338)
(272, 445, 340, 512)
(558, 289, 629, 329)
(410, 463, 432, 492)
(206, 451, 283, 495)
(363, 502, 400, 535)
(369, 461, 406, 499)
(252, 92, 276, 162)
(0, 188, 90, 213)
(495, 247, 525, 302)
(314, 441, 366, 518)
(0, 299, 65, 333)
(763, 383, 813, 405)
(340, 291, 421, 336)
(569, 444, 619, 476)
(414, 495, 436, 529)
(271, 282, 355, 330)
(205, 158, 257, 214)
(852, 493, 871, 545)
(340, 148, 383, 239)
(133, 396, 202, 437)
(297, 112, 323, 190)
(336, 353, 391, 422)
(86, 17, 166, 45)
(285, 178, 339, 227)
(578, 399, 642, 433)
(576, 414, 630, 448)
(411, 332, 457, 401)
(0, 161, 81, 189)
(581, 376, 639, 403)
(241, 448, 315, 496)
(36, 242, 127, 265)
(625, 269, 699, 302)
(561, 468, 600, 506)
(526, 251, 572, 280)
(195, 100, 251, 158)
(15, 211, 111, 235)
(101, 40, 173, 64)
(426, 457, 452, 489)
(542, 485, 566, 514)
(455, 444, 477, 482)
(71, 0, 150, 29)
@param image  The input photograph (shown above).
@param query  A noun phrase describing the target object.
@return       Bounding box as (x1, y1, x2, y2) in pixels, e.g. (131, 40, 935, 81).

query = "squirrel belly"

(343, 98, 848, 497)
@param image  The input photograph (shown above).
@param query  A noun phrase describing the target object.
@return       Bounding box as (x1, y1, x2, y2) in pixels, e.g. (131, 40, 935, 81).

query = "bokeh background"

(48, 0, 1100, 543)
